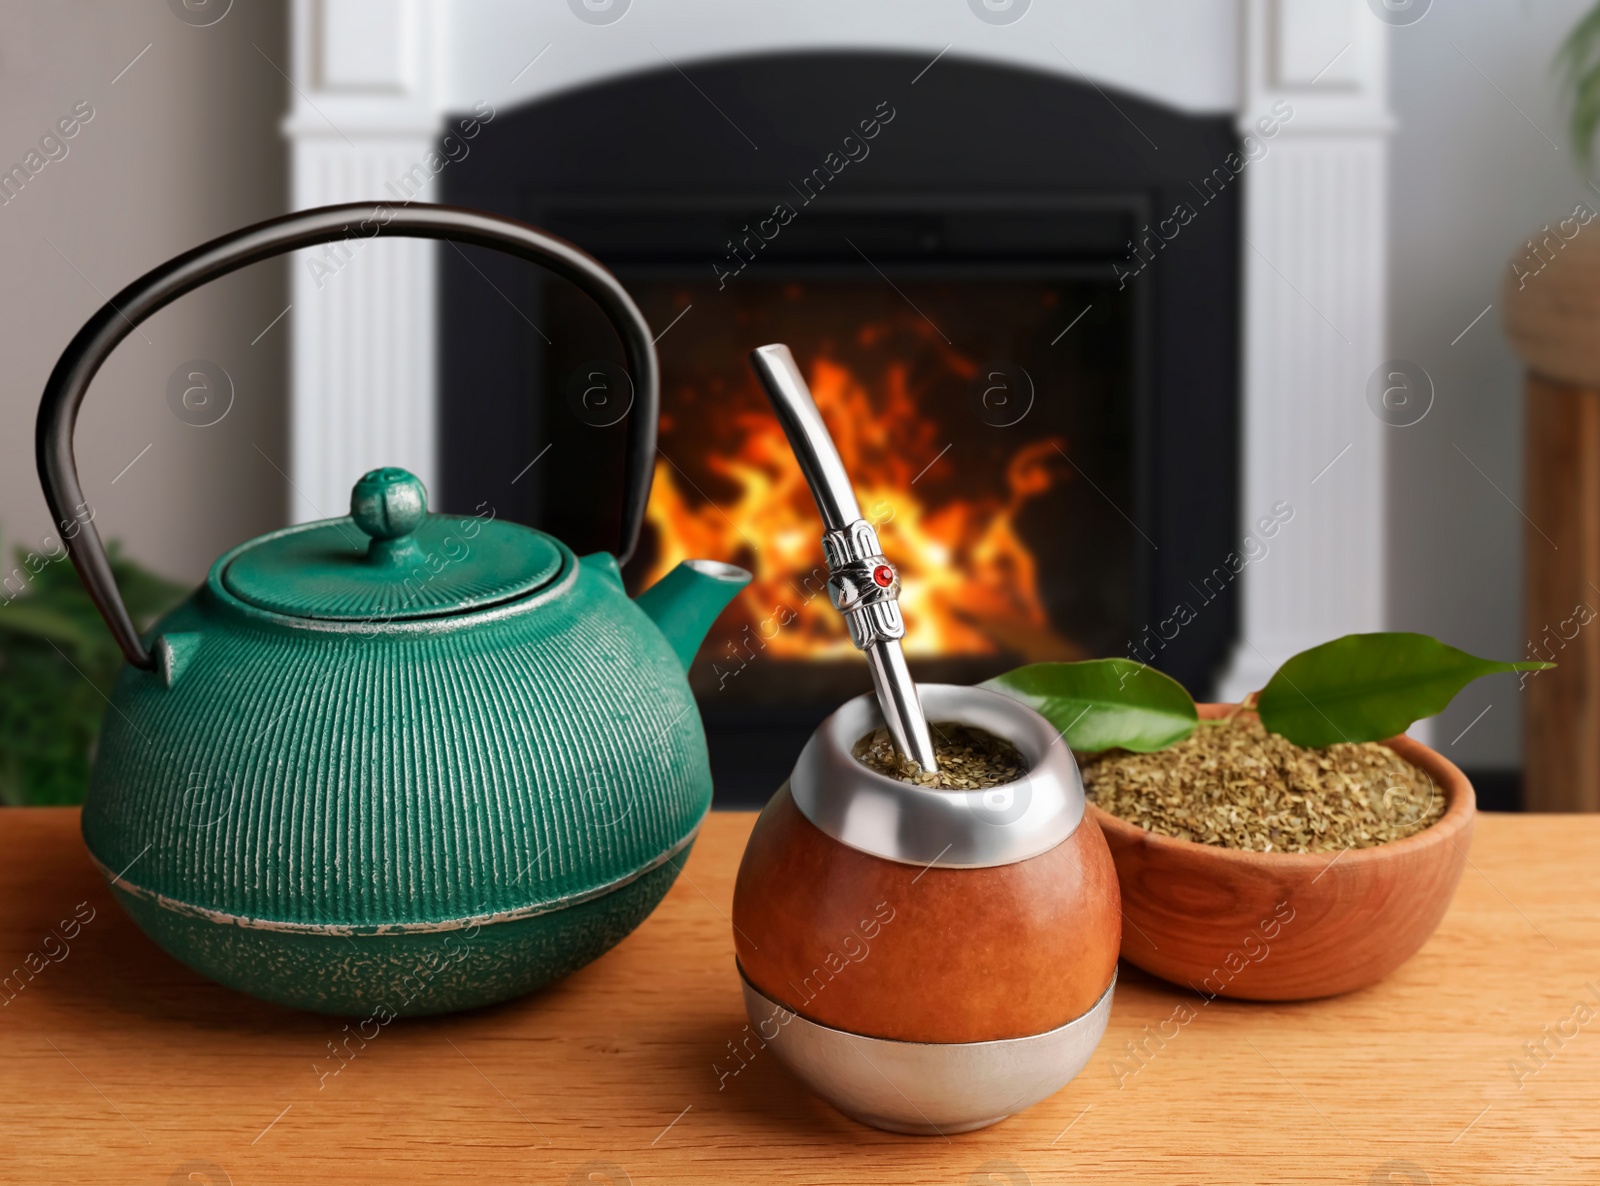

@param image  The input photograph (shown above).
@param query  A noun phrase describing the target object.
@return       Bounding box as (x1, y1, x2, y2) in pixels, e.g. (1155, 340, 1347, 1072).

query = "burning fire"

(643, 351, 1080, 661)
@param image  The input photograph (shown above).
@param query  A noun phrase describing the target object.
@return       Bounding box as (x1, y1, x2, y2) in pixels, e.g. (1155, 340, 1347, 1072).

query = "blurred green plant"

(0, 542, 185, 806)
(1557, 4, 1600, 164)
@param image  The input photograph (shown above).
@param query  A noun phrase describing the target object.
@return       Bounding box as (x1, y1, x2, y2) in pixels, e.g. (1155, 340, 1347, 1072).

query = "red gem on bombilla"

(872, 564, 895, 588)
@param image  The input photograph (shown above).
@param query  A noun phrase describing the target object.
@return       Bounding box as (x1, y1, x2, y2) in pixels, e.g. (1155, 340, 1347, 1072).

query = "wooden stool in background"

(1504, 232, 1600, 812)
(1520, 377, 1600, 811)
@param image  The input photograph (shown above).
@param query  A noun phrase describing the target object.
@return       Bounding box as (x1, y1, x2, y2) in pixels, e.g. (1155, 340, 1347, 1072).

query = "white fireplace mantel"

(285, 0, 1392, 697)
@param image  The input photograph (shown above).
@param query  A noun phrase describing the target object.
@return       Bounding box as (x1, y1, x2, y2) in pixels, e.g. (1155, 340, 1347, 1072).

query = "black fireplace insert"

(441, 51, 1240, 803)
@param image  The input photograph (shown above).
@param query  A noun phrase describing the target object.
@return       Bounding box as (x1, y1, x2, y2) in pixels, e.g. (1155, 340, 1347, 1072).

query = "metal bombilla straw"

(748, 343, 940, 773)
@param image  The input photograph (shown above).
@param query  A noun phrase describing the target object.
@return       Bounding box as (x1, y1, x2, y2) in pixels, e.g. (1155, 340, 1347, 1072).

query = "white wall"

(0, 0, 288, 588)
(1388, 0, 1594, 769)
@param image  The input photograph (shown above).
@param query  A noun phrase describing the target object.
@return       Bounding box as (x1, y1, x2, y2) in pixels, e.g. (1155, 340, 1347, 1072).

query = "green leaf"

(0, 599, 104, 653)
(0, 535, 187, 805)
(1257, 632, 1554, 748)
(983, 659, 1198, 753)
(1556, 1, 1600, 163)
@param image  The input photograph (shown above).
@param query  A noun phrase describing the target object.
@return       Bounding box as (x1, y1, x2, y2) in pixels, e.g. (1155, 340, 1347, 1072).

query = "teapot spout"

(634, 559, 752, 671)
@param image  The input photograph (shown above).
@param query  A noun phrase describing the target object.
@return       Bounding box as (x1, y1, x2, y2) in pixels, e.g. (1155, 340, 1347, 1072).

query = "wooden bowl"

(1086, 704, 1475, 1000)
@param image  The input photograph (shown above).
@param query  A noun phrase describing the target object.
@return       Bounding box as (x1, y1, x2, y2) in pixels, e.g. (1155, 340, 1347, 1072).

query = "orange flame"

(643, 352, 1078, 661)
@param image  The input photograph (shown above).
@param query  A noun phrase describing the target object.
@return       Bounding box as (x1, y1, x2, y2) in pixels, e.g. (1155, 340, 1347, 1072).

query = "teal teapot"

(36, 204, 749, 1016)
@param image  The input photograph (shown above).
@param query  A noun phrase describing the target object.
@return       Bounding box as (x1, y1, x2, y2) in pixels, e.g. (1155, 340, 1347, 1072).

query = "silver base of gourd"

(738, 971, 1115, 1135)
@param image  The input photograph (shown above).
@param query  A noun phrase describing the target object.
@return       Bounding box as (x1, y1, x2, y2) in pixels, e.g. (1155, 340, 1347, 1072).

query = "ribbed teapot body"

(82, 544, 710, 1014)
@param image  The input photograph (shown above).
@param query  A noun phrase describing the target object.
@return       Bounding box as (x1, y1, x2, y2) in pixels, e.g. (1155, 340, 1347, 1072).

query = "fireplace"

(625, 269, 1130, 676)
(439, 51, 1240, 799)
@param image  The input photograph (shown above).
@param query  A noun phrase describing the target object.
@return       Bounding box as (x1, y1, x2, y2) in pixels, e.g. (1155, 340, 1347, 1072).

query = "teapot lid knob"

(222, 463, 562, 619)
(350, 467, 428, 541)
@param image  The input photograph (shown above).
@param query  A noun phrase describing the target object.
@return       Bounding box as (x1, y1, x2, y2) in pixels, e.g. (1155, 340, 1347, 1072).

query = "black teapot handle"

(36, 203, 658, 671)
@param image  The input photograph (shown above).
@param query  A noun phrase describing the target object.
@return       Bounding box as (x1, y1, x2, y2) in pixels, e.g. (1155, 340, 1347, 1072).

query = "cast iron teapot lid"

(223, 467, 562, 621)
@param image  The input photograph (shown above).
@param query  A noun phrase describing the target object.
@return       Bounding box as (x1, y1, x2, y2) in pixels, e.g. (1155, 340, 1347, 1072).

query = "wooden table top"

(0, 808, 1595, 1185)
